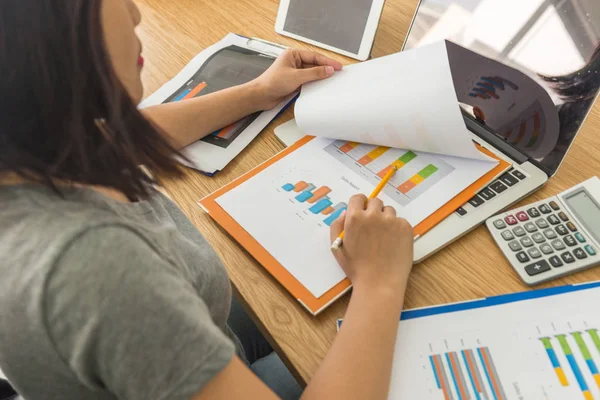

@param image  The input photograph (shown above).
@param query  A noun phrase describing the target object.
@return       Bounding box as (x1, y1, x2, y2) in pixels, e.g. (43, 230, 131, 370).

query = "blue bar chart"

(280, 181, 346, 226)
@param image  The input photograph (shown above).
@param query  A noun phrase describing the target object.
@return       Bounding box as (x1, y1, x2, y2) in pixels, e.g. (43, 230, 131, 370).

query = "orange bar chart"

(183, 81, 207, 100)
(357, 146, 389, 166)
(307, 186, 332, 204)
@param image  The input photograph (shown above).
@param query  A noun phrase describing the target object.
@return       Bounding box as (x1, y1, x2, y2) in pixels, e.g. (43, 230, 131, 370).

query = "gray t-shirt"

(0, 184, 238, 400)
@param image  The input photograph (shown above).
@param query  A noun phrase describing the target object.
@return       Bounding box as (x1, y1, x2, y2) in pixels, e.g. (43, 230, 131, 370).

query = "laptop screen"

(404, 0, 600, 174)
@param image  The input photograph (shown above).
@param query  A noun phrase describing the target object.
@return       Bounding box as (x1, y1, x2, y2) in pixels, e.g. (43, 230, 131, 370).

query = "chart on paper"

(393, 314, 600, 400)
(323, 140, 455, 206)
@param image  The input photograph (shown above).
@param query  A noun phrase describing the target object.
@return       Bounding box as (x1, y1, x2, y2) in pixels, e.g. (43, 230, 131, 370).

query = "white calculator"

(486, 177, 600, 285)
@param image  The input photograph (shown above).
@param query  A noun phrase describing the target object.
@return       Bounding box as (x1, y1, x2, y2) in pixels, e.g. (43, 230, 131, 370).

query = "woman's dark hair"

(0, 0, 183, 199)
(541, 43, 600, 103)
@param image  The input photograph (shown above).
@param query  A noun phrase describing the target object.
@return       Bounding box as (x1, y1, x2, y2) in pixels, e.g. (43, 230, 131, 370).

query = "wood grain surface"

(136, 0, 600, 385)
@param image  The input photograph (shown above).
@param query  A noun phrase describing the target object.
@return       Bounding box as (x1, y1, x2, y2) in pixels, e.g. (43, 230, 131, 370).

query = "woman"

(0, 1, 415, 399)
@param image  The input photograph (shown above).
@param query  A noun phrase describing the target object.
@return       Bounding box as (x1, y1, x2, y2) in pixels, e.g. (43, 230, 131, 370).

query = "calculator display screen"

(565, 190, 600, 242)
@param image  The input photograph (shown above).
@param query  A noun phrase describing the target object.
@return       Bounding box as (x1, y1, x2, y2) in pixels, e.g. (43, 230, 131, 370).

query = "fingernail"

(340, 210, 346, 217)
(325, 66, 334, 75)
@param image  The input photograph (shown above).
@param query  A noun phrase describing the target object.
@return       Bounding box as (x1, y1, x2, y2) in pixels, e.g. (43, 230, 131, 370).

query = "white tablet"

(275, 0, 385, 61)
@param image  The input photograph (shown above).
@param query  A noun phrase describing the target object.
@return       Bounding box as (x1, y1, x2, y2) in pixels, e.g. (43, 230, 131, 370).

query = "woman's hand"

(330, 194, 414, 292)
(252, 48, 343, 110)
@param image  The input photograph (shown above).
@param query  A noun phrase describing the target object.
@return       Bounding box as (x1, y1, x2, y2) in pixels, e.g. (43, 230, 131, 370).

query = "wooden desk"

(136, 0, 600, 385)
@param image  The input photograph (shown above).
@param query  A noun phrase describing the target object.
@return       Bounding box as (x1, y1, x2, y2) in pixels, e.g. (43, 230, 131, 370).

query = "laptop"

(406, 0, 600, 261)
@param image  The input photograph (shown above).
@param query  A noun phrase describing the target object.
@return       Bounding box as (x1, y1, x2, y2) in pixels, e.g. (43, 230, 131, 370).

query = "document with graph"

(200, 134, 508, 314)
(139, 33, 294, 175)
(372, 281, 600, 400)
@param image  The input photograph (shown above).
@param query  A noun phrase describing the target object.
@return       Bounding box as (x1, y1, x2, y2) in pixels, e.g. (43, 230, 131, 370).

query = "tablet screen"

(283, 0, 374, 54)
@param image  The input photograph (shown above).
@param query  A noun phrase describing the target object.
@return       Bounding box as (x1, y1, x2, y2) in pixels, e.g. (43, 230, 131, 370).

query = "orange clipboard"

(199, 136, 510, 315)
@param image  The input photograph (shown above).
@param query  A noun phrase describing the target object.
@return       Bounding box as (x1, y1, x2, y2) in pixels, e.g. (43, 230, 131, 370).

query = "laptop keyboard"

(455, 168, 528, 216)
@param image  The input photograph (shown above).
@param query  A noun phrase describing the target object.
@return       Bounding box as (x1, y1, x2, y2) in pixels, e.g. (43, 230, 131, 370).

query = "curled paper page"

(295, 41, 490, 161)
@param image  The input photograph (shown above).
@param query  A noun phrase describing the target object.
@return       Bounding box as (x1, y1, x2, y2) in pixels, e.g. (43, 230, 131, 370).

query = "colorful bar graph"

(357, 146, 389, 166)
(573, 332, 600, 390)
(376, 151, 417, 178)
(324, 206, 346, 226)
(540, 337, 569, 386)
(282, 183, 295, 192)
(183, 81, 207, 100)
(557, 334, 593, 400)
(446, 352, 469, 400)
(462, 349, 488, 400)
(478, 347, 507, 400)
(306, 186, 331, 204)
(340, 142, 359, 153)
(430, 355, 454, 400)
(309, 199, 333, 214)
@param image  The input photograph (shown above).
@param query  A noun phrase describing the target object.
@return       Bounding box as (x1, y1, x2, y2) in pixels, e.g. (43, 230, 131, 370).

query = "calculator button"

(564, 235, 577, 247)
(549, 201, 560, 211)
(555, 225, 568, 235)
(512, 226, 526, 237)
(524, 222, 538, 232)
(516, 211, 529, 221)
(468, 195, 485, 208)
(516, 251, 530, 263)
(558, 212, 569, 221)
(490, 181, 508, 193)
(525, 260, 550, 276)
(532, 232, 545, 243)
(501, 230, 515, 241)
(575, 232, 586, 243)
(538, 204, 552, 214)
(456, 207, 468, 216)
(508, 240, 522, 252)
(493, 219, 506, 229)
(585, 245, 596, 256)
(543, 229, 557, 239)
(566, 222, 577, 232)
(527, 208, 541, 218)
(527, 247, 542, 259)
(574, 248, 588, 260)
(547, 215, 560, 225)
(551, 239, 566, 251)
(479, 188, 496, 201)
(520, 237, 534, 247)
(561, 251, 575, 263)
(536, 218, 549, 229)
(540, 243, 554, 254)
(549, 255, 564, 268)
(505, 215, 518, 225)
(499, 173, 519, 187)
(512, 170, 526, 180)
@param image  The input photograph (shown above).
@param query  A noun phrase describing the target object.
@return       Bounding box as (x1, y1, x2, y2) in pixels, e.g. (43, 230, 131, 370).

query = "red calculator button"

(516, 211, 529, 221)
(505, 215, 518, 225)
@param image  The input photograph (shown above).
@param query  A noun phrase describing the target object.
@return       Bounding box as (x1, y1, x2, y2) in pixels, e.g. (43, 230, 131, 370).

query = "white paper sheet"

(294, 41, 490, 161)
(216, 137, 496, 298)
(139, 33, 293, 174)
(385, 284, 600, 399)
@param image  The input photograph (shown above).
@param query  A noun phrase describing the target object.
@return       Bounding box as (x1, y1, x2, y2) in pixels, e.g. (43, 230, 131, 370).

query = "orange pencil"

(331, 166, 398, 250)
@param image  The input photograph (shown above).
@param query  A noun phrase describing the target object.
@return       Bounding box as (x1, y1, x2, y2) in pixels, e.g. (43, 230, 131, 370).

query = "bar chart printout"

(323, 140, 455, 206)
(281, 181, 346, 227)
(429, 347, 506, 400)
